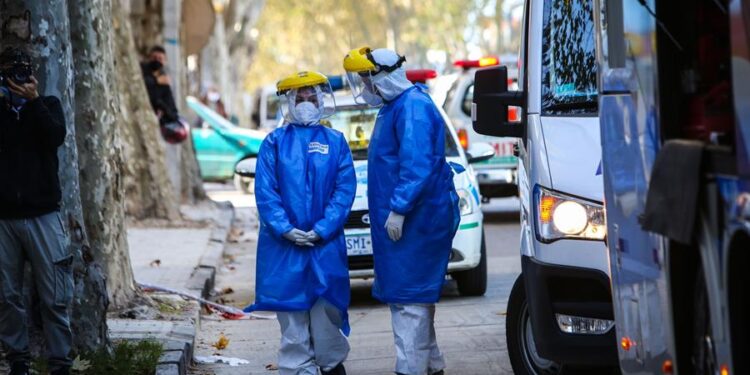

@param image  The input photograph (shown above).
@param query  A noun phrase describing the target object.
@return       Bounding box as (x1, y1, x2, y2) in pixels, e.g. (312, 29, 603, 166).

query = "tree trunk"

(0, 0, 109, 352)
(113, 0, 181, 220)
(129, 0, 207, 206)
(129, 0, 163, 56)
(180, 137, 207, 202)
(495, 0, 504, 52)
(67, 0, 141, 310)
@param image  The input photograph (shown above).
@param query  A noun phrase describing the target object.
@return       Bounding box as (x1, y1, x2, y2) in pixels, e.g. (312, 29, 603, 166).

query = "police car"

(436, 55, 520, 201)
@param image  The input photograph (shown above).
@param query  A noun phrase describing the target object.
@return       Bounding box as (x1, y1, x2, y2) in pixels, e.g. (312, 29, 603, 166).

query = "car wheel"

(693, 267, 718, 375)
(453, 229, 488, 296)
(507, 275, 563, 375)
(233, 173, 253, 194)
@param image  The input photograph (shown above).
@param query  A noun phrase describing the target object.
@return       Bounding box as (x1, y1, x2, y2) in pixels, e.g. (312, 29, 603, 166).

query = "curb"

(109, 301, 199, 375)
(117, 201, 235, 375)
(186, 200, 235, 300)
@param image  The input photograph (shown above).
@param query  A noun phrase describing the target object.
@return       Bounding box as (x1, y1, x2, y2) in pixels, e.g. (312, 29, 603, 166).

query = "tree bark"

(129, 0, 207, 206)
(180, 136, 207, 202)
(129, 0, 163, 56)
(1, 0, 109, 352)
(67, 0, 141, 309)
(113, 0, 181, 220)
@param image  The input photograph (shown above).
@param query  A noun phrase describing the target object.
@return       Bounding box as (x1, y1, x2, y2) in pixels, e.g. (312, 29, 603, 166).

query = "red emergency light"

(457, 128, 469, 150)
(406, 69, 438, 83)
(453, 56, 500, 69)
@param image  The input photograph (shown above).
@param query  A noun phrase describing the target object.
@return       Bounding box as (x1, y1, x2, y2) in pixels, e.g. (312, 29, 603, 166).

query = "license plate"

(346, 235, 373, 256)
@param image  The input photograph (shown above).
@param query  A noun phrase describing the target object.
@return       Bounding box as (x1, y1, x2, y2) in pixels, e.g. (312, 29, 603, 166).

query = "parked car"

(250, 84, 281, 132)
(441, 55, 520, 201)
(472, 0, 618, 373)
(187, 96, 266, 192)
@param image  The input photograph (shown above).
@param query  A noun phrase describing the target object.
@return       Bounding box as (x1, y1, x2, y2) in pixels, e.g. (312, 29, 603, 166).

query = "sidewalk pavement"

(109, 200, 235, 375)
(189, 187, 515, 374)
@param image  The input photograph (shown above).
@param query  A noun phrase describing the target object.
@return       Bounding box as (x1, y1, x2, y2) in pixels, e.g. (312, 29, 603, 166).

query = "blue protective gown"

(368, 85, 460, 304)
(244, 122, 356, 335)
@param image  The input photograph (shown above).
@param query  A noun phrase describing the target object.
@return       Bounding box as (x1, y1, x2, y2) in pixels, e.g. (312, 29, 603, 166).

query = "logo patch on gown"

(308, 142, 329, 154)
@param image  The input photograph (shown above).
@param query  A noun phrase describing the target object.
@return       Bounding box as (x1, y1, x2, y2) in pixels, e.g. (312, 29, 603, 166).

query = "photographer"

(141, 45, 179, 125)
(0, 47, 72, 375)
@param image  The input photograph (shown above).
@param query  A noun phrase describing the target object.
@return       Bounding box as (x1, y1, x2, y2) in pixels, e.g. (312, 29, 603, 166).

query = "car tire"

(507, 275, 563, 375)
(233, 173, 253, 195)
(453, 229, 488, 296)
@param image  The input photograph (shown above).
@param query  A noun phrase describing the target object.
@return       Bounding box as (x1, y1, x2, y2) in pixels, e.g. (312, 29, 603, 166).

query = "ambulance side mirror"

(472, 66, 525, 138)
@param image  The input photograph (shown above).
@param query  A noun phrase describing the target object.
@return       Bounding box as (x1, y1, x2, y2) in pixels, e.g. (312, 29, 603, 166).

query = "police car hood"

(350, 156, 472, 212)
(541, 116, 603, 202)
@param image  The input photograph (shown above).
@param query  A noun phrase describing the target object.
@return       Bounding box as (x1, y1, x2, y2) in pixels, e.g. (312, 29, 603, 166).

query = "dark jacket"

(141, 62, 179, 125)
(0, 96, 66, 219)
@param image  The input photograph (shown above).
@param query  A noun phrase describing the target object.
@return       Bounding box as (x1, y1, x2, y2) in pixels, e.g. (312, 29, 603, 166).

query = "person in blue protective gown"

(244, 71, 356, 375)
(343, 47, 460, 375)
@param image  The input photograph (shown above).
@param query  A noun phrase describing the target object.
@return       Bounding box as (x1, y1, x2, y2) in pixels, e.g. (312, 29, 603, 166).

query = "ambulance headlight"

(535, 186, 606, 242)
(552, 201, 588, 234)
(457, 189, 474, 216)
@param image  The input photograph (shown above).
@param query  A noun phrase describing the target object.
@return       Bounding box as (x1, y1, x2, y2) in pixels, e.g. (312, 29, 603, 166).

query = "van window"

(542, 0, 598, 115)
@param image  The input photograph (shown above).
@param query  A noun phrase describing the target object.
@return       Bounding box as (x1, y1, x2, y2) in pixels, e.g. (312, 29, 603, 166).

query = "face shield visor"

(346, 70, 381, 106)
(279, 82, 336, 125)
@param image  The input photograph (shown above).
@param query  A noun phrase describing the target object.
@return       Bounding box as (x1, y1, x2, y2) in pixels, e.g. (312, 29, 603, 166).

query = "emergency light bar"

(327, 69, 438, 92)
(328, 75, 345, 91)
(406, 69, 438, 84)
(453, 56, 500, 69)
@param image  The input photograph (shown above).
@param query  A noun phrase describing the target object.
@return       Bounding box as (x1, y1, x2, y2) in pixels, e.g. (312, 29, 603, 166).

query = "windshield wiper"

(351, 149, 369, 160)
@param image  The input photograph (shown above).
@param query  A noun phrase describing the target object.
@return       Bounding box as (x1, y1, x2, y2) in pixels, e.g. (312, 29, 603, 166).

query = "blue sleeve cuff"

(313, 222, 332, 242)
(272, 222, 295, 238)
(389, 198, 412, 216)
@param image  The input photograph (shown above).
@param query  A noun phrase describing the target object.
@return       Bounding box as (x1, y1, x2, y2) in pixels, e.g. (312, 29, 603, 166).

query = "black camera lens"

(4, 65, 32, 84)
(12, 73, 30, 84)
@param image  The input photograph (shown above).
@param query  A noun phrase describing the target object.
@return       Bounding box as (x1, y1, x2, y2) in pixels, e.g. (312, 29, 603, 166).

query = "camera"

(0, 64, 33, 86)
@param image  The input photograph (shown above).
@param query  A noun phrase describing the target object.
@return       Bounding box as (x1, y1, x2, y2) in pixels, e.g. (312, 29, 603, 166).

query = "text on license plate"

(346, 235, 373, 256)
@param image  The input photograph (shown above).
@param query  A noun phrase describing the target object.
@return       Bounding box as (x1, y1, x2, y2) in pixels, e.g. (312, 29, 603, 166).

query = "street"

(191, 184, 522, 375)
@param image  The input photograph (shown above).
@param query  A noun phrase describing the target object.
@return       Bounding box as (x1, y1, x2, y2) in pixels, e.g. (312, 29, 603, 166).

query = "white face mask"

(362, 87, 384, 107)
(293, 101, 321, 125)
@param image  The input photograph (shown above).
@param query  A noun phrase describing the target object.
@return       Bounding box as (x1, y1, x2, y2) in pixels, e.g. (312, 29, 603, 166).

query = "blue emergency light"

(328, 75, 345, 91)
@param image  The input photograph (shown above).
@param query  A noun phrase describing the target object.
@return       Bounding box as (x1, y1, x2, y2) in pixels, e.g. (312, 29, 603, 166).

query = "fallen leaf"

(265, 363, 279, 371)
(212, 333, 230, 350)
(71, 356, 92, 371)
(149, 259, 161, 267)
(496, 311, 507, 316)
(221, 287, 235, 295)
(228, 227, 244, 242)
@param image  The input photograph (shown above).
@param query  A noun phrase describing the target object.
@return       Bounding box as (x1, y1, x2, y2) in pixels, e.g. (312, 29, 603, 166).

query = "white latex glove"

(384, 211, 405, 242)
(304, 230, 321, 243)
(283, 228, 314, 247)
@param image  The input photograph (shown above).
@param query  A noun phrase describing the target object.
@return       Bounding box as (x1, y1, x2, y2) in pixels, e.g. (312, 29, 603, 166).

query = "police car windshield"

(326, 105, 460, 161)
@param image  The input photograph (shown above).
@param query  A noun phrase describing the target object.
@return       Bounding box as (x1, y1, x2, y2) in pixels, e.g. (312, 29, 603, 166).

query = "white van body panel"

(542, 117, 603, 201)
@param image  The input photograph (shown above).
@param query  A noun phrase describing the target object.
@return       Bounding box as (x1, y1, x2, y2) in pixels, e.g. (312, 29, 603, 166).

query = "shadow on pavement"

(482, 210, 520, 223)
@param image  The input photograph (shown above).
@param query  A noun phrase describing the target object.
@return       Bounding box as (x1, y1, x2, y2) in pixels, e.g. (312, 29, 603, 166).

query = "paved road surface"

(191, 184, 521, 374)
